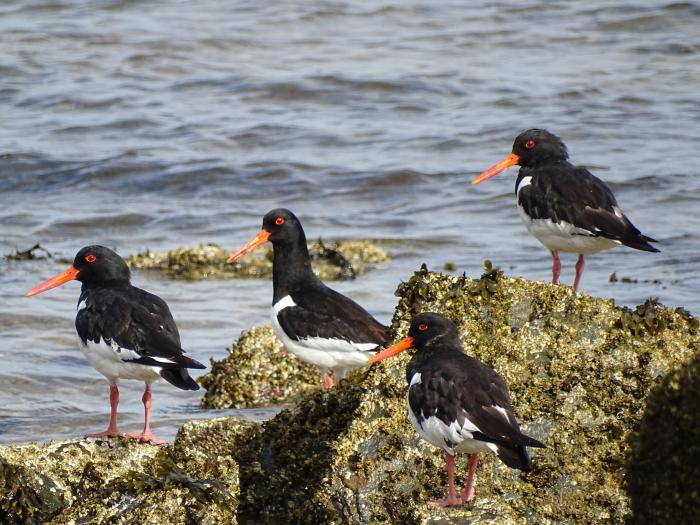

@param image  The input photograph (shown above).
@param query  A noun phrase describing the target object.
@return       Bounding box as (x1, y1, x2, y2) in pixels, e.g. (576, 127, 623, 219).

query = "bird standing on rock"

(26, 245, 205, 444)
(369, 312, 545, 507)
(227, 208, 389, 389)
(472, 129, 659, 290)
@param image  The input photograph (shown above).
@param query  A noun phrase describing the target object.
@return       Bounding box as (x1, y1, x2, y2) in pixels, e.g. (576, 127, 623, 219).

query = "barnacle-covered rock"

(5, 265, 699, 524)
(0, 416, 255, 525)
(231, 264, 699, 524)
(199, 325, 320, 408)
(125, 239, 389, 281)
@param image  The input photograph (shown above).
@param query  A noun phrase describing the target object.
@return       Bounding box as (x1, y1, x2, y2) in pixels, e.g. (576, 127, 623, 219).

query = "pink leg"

(86, 383, 123, 438)
(462, 454, 479, 502)
(551, 250, 561, 284)
(573, 254, 585, 291)
(431, 452, 463, 507)
(322, 372, 334, 390)
(127, 384, 166, 445)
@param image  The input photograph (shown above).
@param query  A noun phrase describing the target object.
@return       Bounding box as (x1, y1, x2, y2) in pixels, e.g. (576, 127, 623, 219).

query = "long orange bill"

(25, 266, 80, 297)
(226, 229, 271, 263)
(368, 336, 415, 364)
(471, 153, 520, 185)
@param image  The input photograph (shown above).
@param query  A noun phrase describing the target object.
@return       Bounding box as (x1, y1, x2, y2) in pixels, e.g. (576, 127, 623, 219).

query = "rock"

(231, 264, 699, 524)
(5, 265, 698, 524)
(199, 325, 320, 408)
(125, 240, 389, 281)
(0, 416, 257, 524)
(627, 353, 700, 524)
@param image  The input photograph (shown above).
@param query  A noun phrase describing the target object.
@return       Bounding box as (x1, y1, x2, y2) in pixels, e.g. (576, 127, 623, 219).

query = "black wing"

(277, 283, 389, 345)
(76, 286, 205, 371)
(409, 353, 544, 453)
(519, 164, 659, 252)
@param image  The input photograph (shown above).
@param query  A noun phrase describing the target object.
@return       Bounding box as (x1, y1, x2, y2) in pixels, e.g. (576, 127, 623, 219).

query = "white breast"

(270, 295, 378, 373)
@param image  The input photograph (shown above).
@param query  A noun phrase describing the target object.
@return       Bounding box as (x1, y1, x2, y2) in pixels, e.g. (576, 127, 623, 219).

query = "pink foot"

(85, 429, 124, 439)
(462, 485, 475, 502)
(323, 372, 334, 390)
(126, 431, 166, 445)
(430, 494, 463, 508)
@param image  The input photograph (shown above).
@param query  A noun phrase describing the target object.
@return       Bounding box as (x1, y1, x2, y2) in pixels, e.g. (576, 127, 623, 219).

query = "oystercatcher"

(26, 245, 205, 444)
(226, 208, 389, 389)
(369, 312, 545, 507)
(472, 129, 659, 290)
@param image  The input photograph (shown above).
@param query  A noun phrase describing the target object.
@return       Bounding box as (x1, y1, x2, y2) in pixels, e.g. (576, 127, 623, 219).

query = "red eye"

(85, 254, 96, 263)
(275, 217, 285, 225)
(418, 324, 428, 331)
(525, 140, 536, 149)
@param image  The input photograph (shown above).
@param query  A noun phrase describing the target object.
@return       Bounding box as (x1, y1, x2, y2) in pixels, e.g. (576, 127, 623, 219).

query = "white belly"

(270, 297, 378, 373)
(518, 205, 620, 254)
(79, 339, 162, 384)
(408, 406, 497, 456)
(407, 378, 497, 457)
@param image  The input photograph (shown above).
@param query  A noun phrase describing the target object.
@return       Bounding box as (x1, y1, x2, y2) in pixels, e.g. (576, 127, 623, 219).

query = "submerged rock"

(199, 325, 320, 408)
(0, 417, 255, 524)
(125, 240, 389, 281)
(231, 264, 699, 524)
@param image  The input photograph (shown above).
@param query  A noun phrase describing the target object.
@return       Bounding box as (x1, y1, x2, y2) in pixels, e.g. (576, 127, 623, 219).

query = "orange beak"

(471, 153, 520, 185)
(226, 229, 271, 263)
(368, 336, 415, 364)
(25, 266, 80, 297)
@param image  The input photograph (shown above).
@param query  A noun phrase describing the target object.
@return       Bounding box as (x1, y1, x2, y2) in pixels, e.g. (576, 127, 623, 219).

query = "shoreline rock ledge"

(2, 265, 699, 524)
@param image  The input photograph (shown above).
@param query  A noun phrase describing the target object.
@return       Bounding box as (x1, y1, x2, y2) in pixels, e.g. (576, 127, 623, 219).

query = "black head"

(72, 245, 130, 286)
(368, 312, 462, 364)
(473, 128, 570, 185)
(261, 208, 305, 244)
(226, 208, 308, 265)
(511, 129, 568, 167)
(407, 312, 461, 352)
(26, 245, 130, 297)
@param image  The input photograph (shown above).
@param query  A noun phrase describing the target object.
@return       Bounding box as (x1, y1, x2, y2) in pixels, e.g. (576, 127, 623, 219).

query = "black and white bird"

(26, 245, 205, 444)
(472, 129, 659, 290)
(226, 208, 389, 389)
(369, 312, 545, 507)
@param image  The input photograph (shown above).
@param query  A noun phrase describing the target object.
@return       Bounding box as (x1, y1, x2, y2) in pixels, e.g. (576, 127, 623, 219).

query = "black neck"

(271, 230, 320, 303)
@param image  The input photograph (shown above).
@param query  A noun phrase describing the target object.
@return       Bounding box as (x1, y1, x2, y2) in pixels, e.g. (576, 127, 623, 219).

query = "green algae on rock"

(199, 325, 320, 409)
(231, 264, 699, 524)
(125, 239, 389, 281)
(0, 417, 253, 525)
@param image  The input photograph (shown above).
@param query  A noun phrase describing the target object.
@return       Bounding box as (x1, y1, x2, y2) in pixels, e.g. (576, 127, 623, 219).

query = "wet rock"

(4, 244, 52, 261)
(199, 325, 320, 408)
(125, 240, 389, 281)
(0, 416, 255, 525)
(232, 264, 699, 524)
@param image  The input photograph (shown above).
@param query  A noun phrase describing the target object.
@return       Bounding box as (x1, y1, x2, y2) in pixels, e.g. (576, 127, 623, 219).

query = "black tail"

(623, 234, 660, 253)
(176, 354, 207, 370)
(495, 434, 545, 471)
(497, 445, 533, 471)
(160, 368, 200, 390)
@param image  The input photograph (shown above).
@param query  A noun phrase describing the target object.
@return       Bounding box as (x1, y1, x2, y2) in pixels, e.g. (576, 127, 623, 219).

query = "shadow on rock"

(627, 353, 700, 524)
